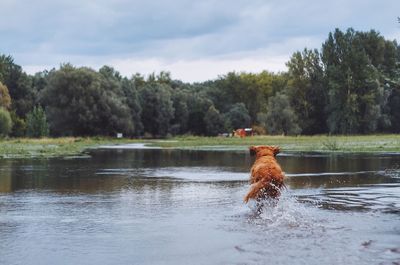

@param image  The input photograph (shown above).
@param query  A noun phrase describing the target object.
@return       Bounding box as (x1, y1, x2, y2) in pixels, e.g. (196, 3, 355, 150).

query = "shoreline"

(1, 135, 400, 159)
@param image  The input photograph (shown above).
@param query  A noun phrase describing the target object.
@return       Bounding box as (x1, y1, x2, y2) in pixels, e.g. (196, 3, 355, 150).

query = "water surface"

(0, 148, 399, 265)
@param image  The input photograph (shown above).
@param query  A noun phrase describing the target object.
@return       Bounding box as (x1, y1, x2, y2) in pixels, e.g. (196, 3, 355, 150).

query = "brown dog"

(244, 145, 285, 203)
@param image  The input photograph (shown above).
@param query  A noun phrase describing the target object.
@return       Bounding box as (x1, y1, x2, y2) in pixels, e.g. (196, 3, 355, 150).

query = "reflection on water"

(0, 148, 399, 265)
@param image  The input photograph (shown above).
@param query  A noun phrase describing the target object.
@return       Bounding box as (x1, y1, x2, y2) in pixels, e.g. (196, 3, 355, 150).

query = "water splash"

(246, 192, 315, 229)
(382, 164, 400, 178)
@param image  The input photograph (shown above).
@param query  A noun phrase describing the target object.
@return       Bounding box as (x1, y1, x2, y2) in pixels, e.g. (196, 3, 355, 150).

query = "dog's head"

(249, 145, 280, 157)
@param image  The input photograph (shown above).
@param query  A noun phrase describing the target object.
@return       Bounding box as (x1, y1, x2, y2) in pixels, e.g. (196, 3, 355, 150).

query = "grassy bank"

(0, 137, 141, 159)
(1, 135, 400, 159)
(150, 134, 400, 153)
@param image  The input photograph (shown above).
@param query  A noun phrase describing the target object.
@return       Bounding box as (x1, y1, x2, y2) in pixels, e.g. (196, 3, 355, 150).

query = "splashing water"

(383, 164, 400, 178)
(245, 191, 315, 229)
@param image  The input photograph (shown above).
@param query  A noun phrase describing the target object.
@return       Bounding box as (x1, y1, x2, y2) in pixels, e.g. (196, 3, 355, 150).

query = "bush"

(26, 106, 49, 138)
(0, 108, 12, 137)
(10, 111, 26, 137)
(0, 82, 11, 109)
(252, 125, 266, 135)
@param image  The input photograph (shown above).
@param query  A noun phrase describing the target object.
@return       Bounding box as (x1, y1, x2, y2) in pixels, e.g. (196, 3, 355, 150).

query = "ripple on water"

(2, 150, 400, 265)
(97, 166, 249, 182)
(297, 183, 400, 214)
(222, 190, 400, 265)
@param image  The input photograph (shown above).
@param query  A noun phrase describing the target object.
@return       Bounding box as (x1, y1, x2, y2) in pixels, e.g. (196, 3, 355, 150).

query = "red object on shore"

(234, 128, 253, 138)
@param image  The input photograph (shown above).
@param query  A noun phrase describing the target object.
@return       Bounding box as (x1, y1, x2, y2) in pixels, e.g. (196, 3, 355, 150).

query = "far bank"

(1, 135, 400, 159)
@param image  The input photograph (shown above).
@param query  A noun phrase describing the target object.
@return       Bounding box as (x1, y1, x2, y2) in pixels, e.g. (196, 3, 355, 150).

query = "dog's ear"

(249, 146, 257, 156)
(272, 146, 281, 156)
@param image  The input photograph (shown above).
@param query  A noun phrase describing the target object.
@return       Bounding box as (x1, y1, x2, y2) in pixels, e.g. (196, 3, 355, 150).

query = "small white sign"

(116, 133, 123, 138)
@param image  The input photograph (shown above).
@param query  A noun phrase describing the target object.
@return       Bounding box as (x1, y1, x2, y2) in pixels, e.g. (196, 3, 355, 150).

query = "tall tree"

(139, 83, 174, 137)
(204, 105, 225, 136)
(264, 92, 301, 135)
(286, 49, 327, 134)
(40, 64, 134, 136)
(207, 71, 278, 122)
(121, 77, 143, 136)
(0, 82, 11, 109)
(223, 103, 251, 130)
(170, 90, 189, 135)
(26, 105, 49, 138)
(0, 55, 36, 117)
(186, 92, 213, 135)
(321, 28, 390, 134)
(0, 108, 12, 137)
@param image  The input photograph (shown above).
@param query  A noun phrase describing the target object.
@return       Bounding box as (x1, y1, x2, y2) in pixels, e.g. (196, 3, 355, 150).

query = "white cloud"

(386, 30, 400, 42)
(22, 36, 322, 82)
(3, 0, 400, 82)
(105, 36, 322, 82)
(109, 56, 288, 82)
(23, 54, 289, 82)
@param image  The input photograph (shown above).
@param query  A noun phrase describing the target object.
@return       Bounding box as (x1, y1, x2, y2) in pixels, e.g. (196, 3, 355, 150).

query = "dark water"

(1, 146, 399, 265)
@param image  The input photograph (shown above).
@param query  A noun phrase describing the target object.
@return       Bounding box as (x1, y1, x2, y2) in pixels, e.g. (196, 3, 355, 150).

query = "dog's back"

(244, 146, 285, 202)
(250, 155, 284, 184)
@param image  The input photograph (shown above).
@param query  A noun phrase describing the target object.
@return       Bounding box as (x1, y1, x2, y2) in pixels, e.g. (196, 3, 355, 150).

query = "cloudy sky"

(1, 0, 399, 82)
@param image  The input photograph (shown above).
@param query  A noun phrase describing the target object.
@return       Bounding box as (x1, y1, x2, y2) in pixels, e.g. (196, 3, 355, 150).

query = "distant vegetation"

(151, 135, 400, 153)
(0, 28, 399, 138)
(1, 135, 400, 159)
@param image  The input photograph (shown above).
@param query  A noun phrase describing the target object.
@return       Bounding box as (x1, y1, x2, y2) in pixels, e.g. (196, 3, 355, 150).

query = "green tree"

(0, 81, 11, 109)
(99, 65, 142, 136)
(264, 92, 301, 135)
(286, 49, 327, 134)
(26, 106, 49, 138)
(40, 64, 134, 136)
(388, 83, 400, 132)
(186, 93, 213, 135)
(32, 70, 50, 94)
(204, 105, 224, 136)
(121, 77, 143, 136)
(322, 28, 390, 134)
(207, 71, 278, 123)
(0, 108, 12, 137)
(139, 83, 174, 137)
(170, 90, 189, 135)
(256, 112, 268, 132)
(238, 71, 278, 121)
(0, 55, 36, 117)
(9, 111, 26, 137)
(223, 103, 251, 130)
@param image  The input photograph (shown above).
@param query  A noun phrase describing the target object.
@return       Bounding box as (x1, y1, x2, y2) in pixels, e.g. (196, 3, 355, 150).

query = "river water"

(0, 146, 399, 265)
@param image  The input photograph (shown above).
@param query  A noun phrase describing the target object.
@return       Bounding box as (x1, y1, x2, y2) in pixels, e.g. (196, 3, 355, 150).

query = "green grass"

(0, 137, 142, 159)
(1, 135, 400, 159)
(149, 134, 400, 153)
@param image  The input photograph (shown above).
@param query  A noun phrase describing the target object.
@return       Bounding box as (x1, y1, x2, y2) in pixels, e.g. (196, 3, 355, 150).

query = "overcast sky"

(1, 0, 399, 82)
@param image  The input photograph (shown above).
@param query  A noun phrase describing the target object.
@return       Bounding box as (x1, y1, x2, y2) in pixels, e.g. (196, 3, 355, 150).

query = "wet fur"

(244, 145, 285, 203)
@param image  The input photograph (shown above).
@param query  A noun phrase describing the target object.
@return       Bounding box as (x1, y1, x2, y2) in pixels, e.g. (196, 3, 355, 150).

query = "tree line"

(0, 28, 399, 138)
